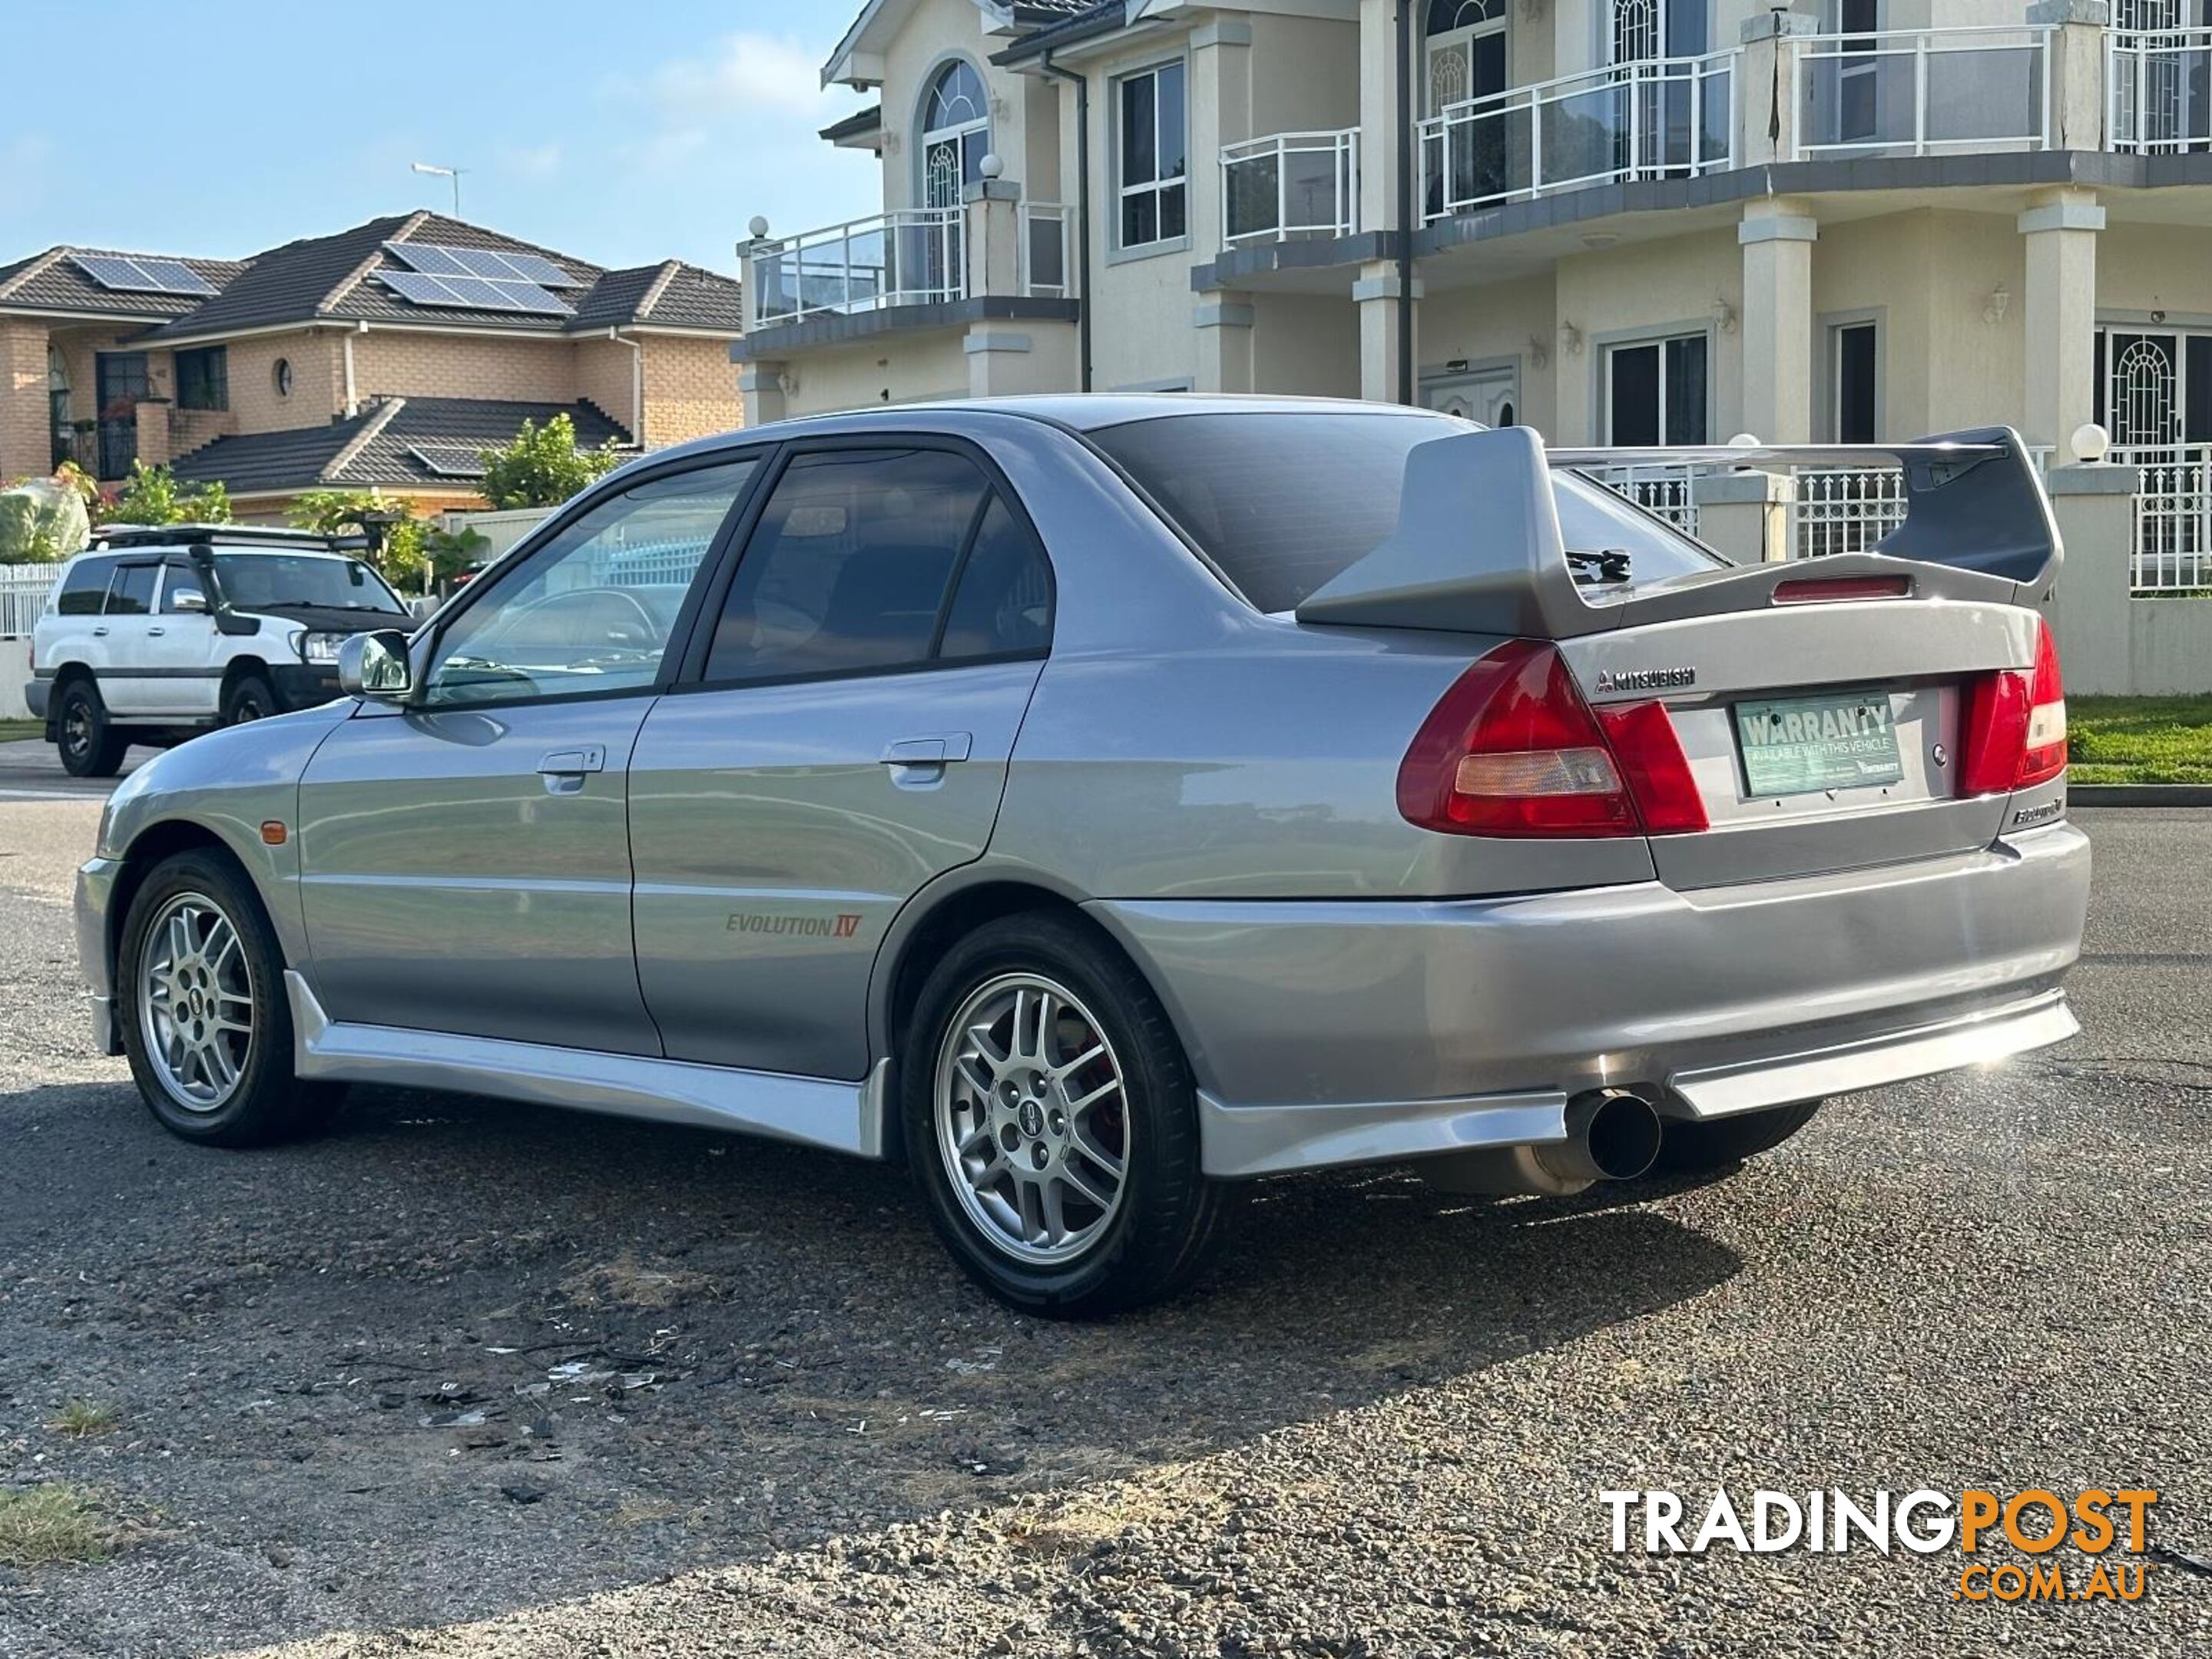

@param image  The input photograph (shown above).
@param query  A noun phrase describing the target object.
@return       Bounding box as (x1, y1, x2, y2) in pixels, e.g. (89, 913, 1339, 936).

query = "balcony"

(2109, 28, 2212, 154)
(1418, 52, 1734, 224)
(1792, 26, 2051, 160)
(1222, 129, 1359, 245)
(747, 200, 1078, 336)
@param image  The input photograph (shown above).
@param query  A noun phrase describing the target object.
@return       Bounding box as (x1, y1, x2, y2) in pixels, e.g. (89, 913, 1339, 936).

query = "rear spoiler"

(1296, 426, 2060, 639)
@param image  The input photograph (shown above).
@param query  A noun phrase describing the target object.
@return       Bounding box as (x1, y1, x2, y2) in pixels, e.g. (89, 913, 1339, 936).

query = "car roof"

(88, 524, 365, 556)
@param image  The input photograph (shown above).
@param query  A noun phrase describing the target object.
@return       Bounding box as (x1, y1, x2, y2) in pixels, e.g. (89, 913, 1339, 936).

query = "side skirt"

(286, 971, 891, 1159)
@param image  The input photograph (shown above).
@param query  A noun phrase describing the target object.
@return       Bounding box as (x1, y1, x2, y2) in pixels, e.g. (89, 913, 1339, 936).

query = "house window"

(921, 60, 991, 211)
(1118, 61, 1187, 250)
(1610, 0, 1707, 65)
(1605, 333, 1707, 445)
(1835, 0, 1881, 144)
(2094, 327, 2212, 448)
(1833, 322, 1878, 442)
(1425, 0, 1507, 115)
(176, 346, 228, 412)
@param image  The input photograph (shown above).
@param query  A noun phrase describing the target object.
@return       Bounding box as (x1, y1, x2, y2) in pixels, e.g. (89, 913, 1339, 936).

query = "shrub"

(478, 413, 622, 509)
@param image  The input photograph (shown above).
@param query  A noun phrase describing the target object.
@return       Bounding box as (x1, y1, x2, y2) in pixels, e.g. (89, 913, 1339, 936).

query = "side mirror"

(336, 630, 415, 702)
(169, 588, 208, 613)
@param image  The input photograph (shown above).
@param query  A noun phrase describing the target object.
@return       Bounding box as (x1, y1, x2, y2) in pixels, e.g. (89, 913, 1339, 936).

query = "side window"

(105, 564, 158, 617)
(56, 558, 117, 616)
(161, 560, 208, 614)
(422, 458, 757, 707)
(939, 496, 1052, 661)
(703, 448, 990, 684)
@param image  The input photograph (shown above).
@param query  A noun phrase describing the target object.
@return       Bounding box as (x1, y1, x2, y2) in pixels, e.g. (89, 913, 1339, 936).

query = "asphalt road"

(0, 738, 151, 803)
(0, 801, 2205, 1657)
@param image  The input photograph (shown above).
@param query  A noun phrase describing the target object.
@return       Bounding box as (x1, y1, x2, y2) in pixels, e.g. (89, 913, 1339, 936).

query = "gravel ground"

(0, 800, 2205, 1657)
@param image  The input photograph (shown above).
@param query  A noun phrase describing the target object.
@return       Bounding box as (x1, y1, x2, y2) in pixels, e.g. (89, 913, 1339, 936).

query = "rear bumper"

(1088, 823, 2091, 1178)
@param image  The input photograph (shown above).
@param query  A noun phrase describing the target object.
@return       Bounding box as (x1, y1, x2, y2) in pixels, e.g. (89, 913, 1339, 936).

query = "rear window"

(55, 557, 116, 616)
(1090, 411, 1720, 614)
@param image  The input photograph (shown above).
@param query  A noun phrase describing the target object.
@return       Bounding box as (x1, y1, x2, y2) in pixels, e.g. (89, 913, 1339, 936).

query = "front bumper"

(1090, 823, 2092, 1178)
(271, 663, 343, 712)
(75, 854, 125, 1056)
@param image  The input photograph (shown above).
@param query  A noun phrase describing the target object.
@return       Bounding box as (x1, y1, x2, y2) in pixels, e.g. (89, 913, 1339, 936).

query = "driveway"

(0, 801, 2204, 1657)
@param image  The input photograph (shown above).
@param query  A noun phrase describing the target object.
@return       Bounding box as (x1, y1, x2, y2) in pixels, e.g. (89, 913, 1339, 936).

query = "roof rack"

(91, 523, 370, 553)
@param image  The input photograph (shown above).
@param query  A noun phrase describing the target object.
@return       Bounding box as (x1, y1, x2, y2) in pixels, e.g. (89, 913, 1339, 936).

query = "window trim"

(1112, 57, 1190, 258)
(668, 432, 1056, 697)
(398, 445, 777, 714)
(1820, 310, 1884, 443)
(916, 53, 994, 211)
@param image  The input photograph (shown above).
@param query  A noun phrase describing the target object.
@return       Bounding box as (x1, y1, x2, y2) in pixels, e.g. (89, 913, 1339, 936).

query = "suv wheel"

(118, 849, 343, 1147)
(1653, 1100, 1823, 1174)
(222, 674, 277, 726)
(55, 680, 129, 778)
(902, 912, 1237, 1316)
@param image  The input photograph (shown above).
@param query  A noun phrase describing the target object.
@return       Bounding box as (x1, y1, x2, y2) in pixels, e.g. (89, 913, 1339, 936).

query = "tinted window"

(211, 555, 408, 615)
(424, 459, 757, 707)
(940, 496, 1052, 660)
(1091, 411, 1720, 614)
(704, 448, 988, 684)
(56, 557, 117, 616)
(105, 564, 157, 616)
(160, 559, 208, 614)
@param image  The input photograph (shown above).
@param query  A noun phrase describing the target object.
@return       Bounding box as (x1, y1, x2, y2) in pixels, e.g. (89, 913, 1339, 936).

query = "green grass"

(47, 1399, 118, 1439)
(0, 1485, 113, 1567)
(2068, 695, 2212, 786)
(0, 717, 44, 743)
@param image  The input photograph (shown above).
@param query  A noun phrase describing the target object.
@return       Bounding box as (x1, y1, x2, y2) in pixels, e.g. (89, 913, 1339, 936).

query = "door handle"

(92, 625, 109, 637)
(536, 746, 608, 776)
(147, 626, 165, 637)
(881, 732, 973, 768)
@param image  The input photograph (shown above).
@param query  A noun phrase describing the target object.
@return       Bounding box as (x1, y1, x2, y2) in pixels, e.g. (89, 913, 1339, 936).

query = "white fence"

(1, 563, 57, 637)
(1588, 465, 1700, 537)
(1223, 129, 1359, 243)
(2115, 444, 2212, 594)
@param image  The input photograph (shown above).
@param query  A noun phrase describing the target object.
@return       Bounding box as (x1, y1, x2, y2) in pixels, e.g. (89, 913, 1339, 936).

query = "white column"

(2019, 188, 2104, 462)
(738, 363, 788, 428)
(1190, 20, 1253, 263)
(1739, 200, 1818, 445)
(1193, 294, 1255, 394)
(1356, 0, 1404, 237)
(1355, 264, 1419, 405)
(1736, 12, 1819, 167)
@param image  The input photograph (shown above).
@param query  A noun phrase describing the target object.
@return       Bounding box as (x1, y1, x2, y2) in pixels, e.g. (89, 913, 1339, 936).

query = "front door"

(630, 442, 1054, 1081)
(296, 456, 761, 1053)
(1426, 366, 1518, 429)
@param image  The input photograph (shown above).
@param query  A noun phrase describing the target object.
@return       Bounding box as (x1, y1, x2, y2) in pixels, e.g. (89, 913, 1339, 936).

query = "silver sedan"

(75, 398, 2090, 1314)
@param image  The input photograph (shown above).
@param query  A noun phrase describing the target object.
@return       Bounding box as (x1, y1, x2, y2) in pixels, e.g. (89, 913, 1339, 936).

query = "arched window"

(921, 60, 991, 211)
(1424, 0, 1505, 114)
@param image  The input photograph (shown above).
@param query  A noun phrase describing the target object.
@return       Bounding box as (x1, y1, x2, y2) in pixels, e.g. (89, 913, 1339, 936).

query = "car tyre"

(222, 674, 278, 727)
(1651, 1100, 1823, 1174)
(118, 849, 343, 1148)
(55, 680, 130, 778)
(902, 912, 1237, 1317)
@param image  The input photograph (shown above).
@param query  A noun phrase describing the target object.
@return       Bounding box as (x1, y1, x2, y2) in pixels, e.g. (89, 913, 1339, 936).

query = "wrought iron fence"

(2117, 443, 2212, 594)
(1587, 465, 1700, 538)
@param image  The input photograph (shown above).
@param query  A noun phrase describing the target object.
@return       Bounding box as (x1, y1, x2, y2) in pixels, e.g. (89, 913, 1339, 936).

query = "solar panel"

(382, 241, 472, 276)
(499, 251, 584, 289)
(447, 247, 520, 280)
(68, 252, 217, 296)
(406, 442, 488, 479)
(388, 240, 586, 290)
(378, 268, 571, 316)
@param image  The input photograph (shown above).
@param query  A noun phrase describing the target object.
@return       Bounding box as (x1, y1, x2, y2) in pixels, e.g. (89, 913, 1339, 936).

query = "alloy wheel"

(934, 972, 1131, 1266)
(137, 892, 255, 1112)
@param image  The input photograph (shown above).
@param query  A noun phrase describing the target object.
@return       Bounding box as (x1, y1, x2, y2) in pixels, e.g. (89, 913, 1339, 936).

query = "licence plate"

(1734, 690, 1904, 798)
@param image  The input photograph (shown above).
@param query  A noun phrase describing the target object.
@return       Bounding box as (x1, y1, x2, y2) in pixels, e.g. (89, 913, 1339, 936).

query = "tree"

(477, 413, 622, 509)
(289, 488, 484, 591)
(100, 461, 233, 528)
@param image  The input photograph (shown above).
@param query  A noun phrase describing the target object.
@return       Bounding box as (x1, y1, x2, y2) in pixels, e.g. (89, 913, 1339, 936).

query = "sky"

(2, 2, 886, 275)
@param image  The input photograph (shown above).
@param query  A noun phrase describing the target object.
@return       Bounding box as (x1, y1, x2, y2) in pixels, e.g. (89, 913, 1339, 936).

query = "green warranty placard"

(1734, 691, 1904, 798)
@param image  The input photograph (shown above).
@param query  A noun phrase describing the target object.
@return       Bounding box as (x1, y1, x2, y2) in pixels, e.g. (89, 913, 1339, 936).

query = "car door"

(296, 455, 762, 1054)
(630, 440, 1055, 1080)
(136, 559, 222, 717)
(93, 561, 162, 715)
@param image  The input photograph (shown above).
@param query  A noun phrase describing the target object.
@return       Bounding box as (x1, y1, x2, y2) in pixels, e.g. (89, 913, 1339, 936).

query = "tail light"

(1959, 618, 2067, 796)
(1771, 575, 1912, 604)
(1397, 640, 1708, 839)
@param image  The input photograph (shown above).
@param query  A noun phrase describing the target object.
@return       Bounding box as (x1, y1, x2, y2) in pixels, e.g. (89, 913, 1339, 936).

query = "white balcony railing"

(1793, 28, 2051, 160)
(749, 207, 965, 328)
(1223, 129, 1359, 243)
(2116, 444, 2212, 594)
(1419, 51, 1735, 224)
(1022, 202, 1074, 299)
(2108, 28, 2212, 154)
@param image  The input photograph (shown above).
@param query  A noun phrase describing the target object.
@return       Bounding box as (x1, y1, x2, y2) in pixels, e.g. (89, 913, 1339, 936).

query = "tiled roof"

(566, 260, 746, 333)
(132, 214, 422, 343)
(0, 247, 250, 321)
(995, 0, 1123, 58)
(317, 214, 606, 333)
(171, 396, 633, 496)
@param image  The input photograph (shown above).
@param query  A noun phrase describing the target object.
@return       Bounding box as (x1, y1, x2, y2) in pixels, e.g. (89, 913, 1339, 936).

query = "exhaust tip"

(1581, 1089, 1663, 1181)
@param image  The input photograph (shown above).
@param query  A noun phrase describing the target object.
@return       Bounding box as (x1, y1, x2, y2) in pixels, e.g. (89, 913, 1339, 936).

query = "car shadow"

(0, 1075, 1744, 1656)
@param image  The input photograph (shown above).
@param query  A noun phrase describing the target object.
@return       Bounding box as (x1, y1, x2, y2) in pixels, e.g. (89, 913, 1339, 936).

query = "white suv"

(27, 525, 415, 777)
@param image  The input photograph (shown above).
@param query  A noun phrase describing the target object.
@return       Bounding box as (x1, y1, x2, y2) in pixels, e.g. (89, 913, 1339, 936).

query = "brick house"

(0, 211, 746, 520)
